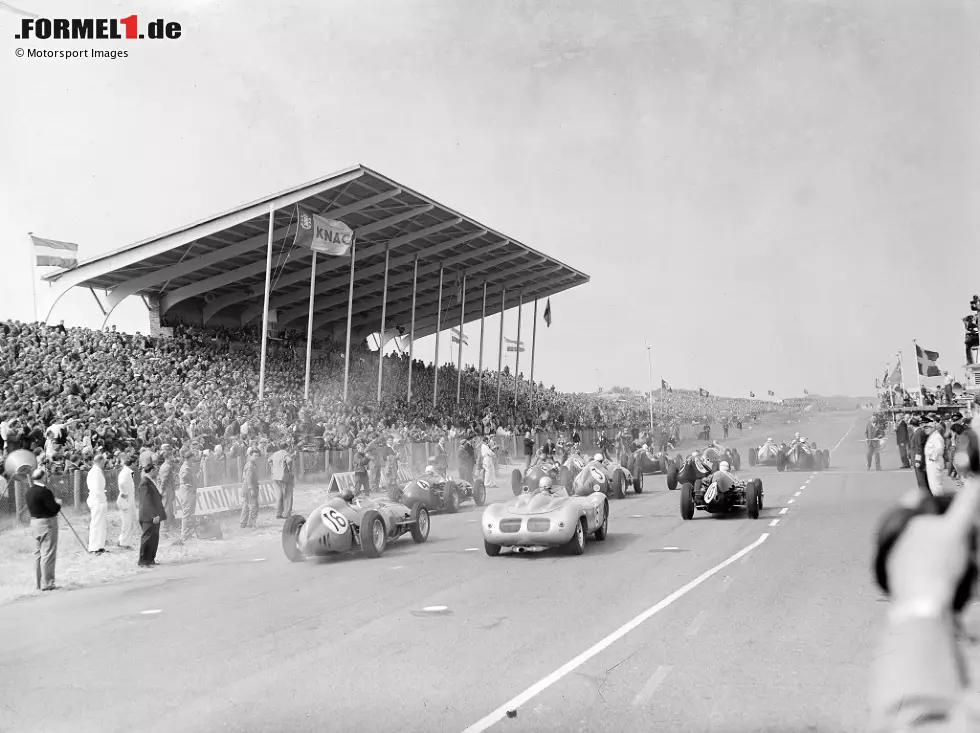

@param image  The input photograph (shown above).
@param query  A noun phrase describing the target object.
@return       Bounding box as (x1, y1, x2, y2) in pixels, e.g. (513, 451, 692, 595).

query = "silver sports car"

(481, 487, 609, 556)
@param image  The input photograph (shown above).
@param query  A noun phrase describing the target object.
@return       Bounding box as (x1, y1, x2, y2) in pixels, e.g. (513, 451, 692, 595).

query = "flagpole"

(26, 233, 39, 323)
(342, 236, 357, 404)
(477, 281, 487, 403)
(407, 256, 417, 404)
(433, 267, 444, 406)
(377, 246, 390, 405)
(496, 288, 506, 407)
(646, 347, 654, 431)
(514, 292, 524, 409)
(529, 298, 538, 406)
(258, 204, 275, 400)
(912, 340, 923, 400)
(897, 350, 907, 397)
(456, 273, 466, 406)
(303, 251, 317, 401)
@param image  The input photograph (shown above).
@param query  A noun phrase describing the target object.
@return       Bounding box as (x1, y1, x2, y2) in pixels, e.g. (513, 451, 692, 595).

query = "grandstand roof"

(43, 164, 589, 342)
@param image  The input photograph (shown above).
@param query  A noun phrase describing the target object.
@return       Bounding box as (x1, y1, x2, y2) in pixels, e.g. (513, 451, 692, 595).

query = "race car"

(679, 462, 764, 520)
(701, 443, 741, 471)
(282, 491, 429, 561)
(748, 439, 784, 467)
(568, 454, 640, 499)
(777, 439, 829, 472)
(625, 445, 683, 490)
(511, 453, 570, 497)
(482, 478, 609, 556)
(391, 467, 486, 513)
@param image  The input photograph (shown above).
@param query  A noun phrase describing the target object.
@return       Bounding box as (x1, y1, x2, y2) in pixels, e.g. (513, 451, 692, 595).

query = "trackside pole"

(258, 204, 275, 400)
(529, 298, 538, 410)
(477, 281, 487, 403)
(433, 267, 444, 406)
(342, 236, 357, 403)
(407, 256, 418, 403)
(377, 246, 390, 404)
(496, 288, 506, 406)
(456, 273, 466, 406)
(303, 251, 317, 401)
(647, 347, 654, 430)
(514, 292, 524, 408)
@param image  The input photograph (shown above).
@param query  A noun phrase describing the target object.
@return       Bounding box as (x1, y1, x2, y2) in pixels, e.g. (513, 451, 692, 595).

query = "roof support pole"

(496, 288, 506, 407)
(514, 292, 524, 409)
(407, 256, 418, 404)
(303, 251, 317, 401)
(258, 204, 274, 400)
(433, 267, 444, 406)
(342, 235, 357, 404)
(377, 246, 390, 405)
(529, 297, 538, 411)
(477, 281, 487, 404)
(456, 273, 466, 407)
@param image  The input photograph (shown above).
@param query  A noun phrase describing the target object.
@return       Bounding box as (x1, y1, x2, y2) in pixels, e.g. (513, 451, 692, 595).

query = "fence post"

(73, 470, 81, 510)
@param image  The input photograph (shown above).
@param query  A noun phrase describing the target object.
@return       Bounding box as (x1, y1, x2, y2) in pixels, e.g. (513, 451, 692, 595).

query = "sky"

(1, 0, 978, 399)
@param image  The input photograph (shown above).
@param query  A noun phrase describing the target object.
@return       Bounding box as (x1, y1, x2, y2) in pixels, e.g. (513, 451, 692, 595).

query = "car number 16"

(321, 507, 350, 534)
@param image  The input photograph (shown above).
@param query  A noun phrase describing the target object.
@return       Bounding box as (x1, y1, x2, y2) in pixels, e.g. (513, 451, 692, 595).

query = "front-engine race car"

(512, 445, 585, 497)
(748, 439, 784, 467)
(625, 445, 683, 490)
(679, 463, 764, 520)
(700, 443, 741, 471)
(777, 439, 829, 472)
(482, 483, 609, 556)
(390, 468, 486, 513)
(568, 454, 639, 499)
(282, 492, 429, 561)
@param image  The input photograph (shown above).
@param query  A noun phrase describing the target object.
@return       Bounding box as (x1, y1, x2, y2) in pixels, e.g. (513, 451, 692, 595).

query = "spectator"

(895, 413, 911, 469)
(27, 466, 60, 591)
(86, 453, 108, 554)
(240, 447, 260, 528)
(910, 418, 931, 495)
(175, 449, 197, 543)
(158, 445, 176, 528)
(268, 441, 292, 519)
(137, 453, 166, 567)
(925, 422, 947, 496)
(352, 443, 370, 496)
(116, 454, 137, 549)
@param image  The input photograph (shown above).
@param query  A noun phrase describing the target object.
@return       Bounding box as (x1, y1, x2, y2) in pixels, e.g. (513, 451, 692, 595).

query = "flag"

(661, 378, 672, 392)
(768, 390, 775, 396)
(699, 388, 709, 398)
(888, 362, 902, 386)
(293, 206, 353, 256)
(31, 235, 79, 268)
(804, 389, 809, 395)
(915, 344, 941, 377)
(451, 328, 468, 346)
(875, 378, 880, 389)
(750, 391, 755, 398)
(543, 299, 552, 327)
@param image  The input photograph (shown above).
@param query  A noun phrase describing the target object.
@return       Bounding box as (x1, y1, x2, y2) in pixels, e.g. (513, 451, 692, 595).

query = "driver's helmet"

(539, 476, 554, 492)
(425, 465, 436, 475)
(795, 432, 801, 439)
(641, 443, 649, 451)
(766, 437, 772, 442)
(594, 453, 603, 462)
(691, 450, 700, 457)
(719, 461, 731, 472)
(340, 487, 355, 502)
(800, 436, 807, 443)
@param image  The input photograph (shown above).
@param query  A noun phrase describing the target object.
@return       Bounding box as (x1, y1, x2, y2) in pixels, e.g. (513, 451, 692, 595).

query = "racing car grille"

(526, 518, 551, 532)
(499, 519, 523, 533)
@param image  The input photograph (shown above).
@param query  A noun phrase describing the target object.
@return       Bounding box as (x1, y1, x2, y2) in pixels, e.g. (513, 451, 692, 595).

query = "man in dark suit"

(138, 453, 167, 567)
(909, 417, 931, 494)
(895, 414, 911, 468)
(866, 415, 886, 471)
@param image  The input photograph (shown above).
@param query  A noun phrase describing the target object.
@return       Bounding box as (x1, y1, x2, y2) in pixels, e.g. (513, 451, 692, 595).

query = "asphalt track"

(0, 411, 911, 733)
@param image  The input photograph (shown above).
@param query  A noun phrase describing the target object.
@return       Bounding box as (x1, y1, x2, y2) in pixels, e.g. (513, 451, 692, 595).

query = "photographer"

(870, 405, 980, 731)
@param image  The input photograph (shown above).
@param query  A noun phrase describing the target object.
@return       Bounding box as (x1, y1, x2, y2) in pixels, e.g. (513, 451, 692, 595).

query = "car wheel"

(666, 465, 679, 491)
(776, 458, 785, 472)
(732, 450, 741, 471)
(443, 486, 459, 514)
(746, 479, 760, 519)
(387, 484, 403, 502)
(593, 502, 609, 541)
(612, 469, 626, 500)
(511, 469, 523, 497)
(484, 539, 501, 557)
(659, 455, 668, 474)
(410, 504, 430, 543)
(680, 483, 695, 520)
(473, 479, 487, 507)
(633, 475, 642, 493)
(748, 450, 756, 467)
(565, 518, 586, 555)
(559, 466, 573, 491)
(756, 478, 765, 510)
(359, 511, 388, 558)
(823, 449, 830, 469)
(281, 515, 306, 562)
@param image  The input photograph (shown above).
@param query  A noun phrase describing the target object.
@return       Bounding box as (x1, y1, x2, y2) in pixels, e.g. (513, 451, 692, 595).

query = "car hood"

(506, 492, 569, 515)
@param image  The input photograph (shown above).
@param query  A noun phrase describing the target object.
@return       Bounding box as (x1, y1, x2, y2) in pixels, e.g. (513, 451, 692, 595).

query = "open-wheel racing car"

(679, 462, 764, 520)
(482, 479, 609, 556)
(748, 439, 784, 467)
(390, 468, 486, 513)
(282, 491, 430, 561)
(701, 444, 741, 471)
(625, 445, 683, 490)
(567, 453, 640, 499)
(511, 445, 586, 497)
(776, 439, 829, 472)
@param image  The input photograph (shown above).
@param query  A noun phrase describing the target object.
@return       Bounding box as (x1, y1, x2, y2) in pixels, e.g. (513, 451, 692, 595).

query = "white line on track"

(141, 609, 162, 615)
(788, 499, 795, 504)
(632, 665, 672, 707)
(779, 508, 789, 515)
(794, 492, 802, 497)
(830, 424, 855, 455)
(685, 611, 708, 637)
(769, 519, 780, 527)
(459, 533, 770, 733)
(464, 548, 479, 552)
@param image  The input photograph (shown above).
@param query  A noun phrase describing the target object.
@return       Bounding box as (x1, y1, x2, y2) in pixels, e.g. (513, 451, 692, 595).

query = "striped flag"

(661, 379, 672, 393)
(804, 389, 809, 395)
(915, 344, 941, 377)
(543, 299, 552, 327)
(451, 327, 468, 346)
(699, 388, 709, 398)
(889, 362, 902, 385)
(31, 235, 79, 268)
(768, 390, 775, 396)
(750, 391, 755, 397)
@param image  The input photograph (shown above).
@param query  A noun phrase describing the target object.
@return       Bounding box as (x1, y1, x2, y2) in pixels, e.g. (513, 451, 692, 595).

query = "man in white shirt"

(116, 454, 137, 549)
(86, 453, 108, 554)
(925, 421, 948, 496)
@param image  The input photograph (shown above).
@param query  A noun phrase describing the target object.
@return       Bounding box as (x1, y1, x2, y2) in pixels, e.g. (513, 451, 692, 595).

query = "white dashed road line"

(632, 665, 672, 707)
(794, 492, 802, 497)
(769, 519, 780, 527)
(685, 611, 708, 637)
(459, 533, 771, 733)
(779, 508, 789, 515)
(788, 499, 795, 504)
(141, 609, 162, 615)
(464, 548, 479, 552)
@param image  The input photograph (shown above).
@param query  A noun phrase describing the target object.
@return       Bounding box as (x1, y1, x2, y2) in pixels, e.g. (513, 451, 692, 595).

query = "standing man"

(909, 416, 931, 494)
(86, 453, 108, 554)
(26, 466, 59, 591)
(866, 414, 885, 471)
(157, 445, 176, 528)
(352, 443, 371, 497)
(268, 442, 292, 519)
(175, 448, 197, 543)
(895, 413, 911, 469)
(925, 421, 947, 495)
(116, 454, 137, 550)
(240, 447, 259, 528)
(137, 453, 166, 567)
